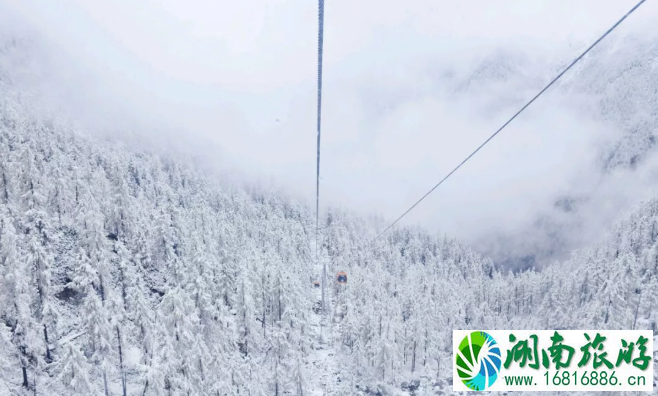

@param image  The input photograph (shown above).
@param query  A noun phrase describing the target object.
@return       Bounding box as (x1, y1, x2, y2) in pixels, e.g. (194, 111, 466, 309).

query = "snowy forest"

(1, 14, 658, 396)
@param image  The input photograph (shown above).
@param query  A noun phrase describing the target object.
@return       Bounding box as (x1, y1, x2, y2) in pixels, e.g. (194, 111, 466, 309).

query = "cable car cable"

(372, 0, 648, 242)
(315, 0, 324, 260)
(315, 0, 328, 316)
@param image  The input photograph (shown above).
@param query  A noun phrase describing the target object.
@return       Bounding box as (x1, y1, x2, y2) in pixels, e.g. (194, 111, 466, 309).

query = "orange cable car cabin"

(336, 271, 347, 284)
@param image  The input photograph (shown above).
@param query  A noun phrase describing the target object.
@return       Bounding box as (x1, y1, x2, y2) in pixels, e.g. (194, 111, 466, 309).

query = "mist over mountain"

(441, 30, 658, 270)
(2, 1, 657, 271)
(0, 2, 657, 394)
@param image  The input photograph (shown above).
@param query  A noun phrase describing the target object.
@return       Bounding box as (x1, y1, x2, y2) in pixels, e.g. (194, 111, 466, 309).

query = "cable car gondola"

(337, 271, 347, 284)
(313, 281, 320, 288)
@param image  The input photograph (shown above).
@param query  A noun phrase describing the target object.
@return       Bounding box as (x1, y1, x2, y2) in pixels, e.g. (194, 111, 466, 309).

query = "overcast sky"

(2, 0, 657, 267)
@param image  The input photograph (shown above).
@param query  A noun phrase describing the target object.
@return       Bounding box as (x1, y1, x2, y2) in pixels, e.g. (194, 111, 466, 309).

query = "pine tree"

(0, 322, 16, 395)
(51, 343, 94, 395)
(1, 218, 42, 390)
(23, 208, 57, 363)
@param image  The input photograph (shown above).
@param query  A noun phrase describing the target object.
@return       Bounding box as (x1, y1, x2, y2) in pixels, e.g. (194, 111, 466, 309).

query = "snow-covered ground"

(305, 264, 342, 395)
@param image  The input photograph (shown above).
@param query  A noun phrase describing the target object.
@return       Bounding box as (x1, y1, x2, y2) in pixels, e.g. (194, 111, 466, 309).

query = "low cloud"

(1, 0, 656, 268)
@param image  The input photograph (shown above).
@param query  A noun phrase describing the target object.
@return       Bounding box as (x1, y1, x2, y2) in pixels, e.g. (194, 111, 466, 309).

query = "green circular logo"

(455, 331, 502, 391)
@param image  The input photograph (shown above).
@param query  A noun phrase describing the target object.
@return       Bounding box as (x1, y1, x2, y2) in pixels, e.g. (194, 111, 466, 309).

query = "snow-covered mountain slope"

(321, 198, 658, 394)
(0, 31, 657, 396)
(0, 83, 316, 394)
